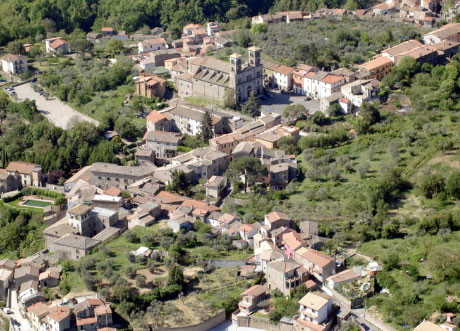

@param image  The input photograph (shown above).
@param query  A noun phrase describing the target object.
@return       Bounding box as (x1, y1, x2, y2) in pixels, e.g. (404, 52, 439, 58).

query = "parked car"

(0, 79, 6, 82)
(304, 96, 311, 101)
(3, 308, 12, 314)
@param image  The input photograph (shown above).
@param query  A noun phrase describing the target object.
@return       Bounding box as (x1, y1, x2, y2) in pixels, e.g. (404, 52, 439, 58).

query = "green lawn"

(184, 96, 223, 108)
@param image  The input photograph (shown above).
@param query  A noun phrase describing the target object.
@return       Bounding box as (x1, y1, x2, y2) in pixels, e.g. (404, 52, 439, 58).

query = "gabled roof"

(2, 54, 25, 62)
(6, 161, 41, 174)
(144, 131, 182, 144)
(321, 74, 344, 84)
(68, 204, 92, 215)
(383, 39, 423, 57)
(104, 186, 122, 197)
(156, 191, 187, 204)
(282, 231, 305, 250)
(360, 56, 393, 71)
(298, 291, 331, 310)
(275, 65, 294, 75)
(54, 234, 100, 250)
(146, 110, 171, 123)
(298, 248, 335, 268)
(141, 38, 166, 46)
(414, 321, 444, 331)
(241, 284, 267, 297)
(49, 39, 68, 49)
(265, 211, 290, 223)
(47, 306, 71, 323)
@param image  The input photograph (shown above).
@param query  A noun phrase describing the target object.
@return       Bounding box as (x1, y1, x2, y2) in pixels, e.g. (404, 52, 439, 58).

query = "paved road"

(260, 91, 321, 115)
(12, 83, 99, 130)
(9, 288, 33, 331)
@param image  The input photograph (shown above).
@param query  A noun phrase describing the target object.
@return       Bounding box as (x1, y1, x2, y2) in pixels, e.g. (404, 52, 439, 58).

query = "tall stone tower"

(248, 46, 261, 67)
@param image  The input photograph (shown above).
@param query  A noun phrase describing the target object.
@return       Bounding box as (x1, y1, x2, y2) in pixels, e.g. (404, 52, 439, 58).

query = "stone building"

(135, 74, 167, 98)
(144, 131, 182, 159)
(90, 163, 156, 190)
(1, 54, 27, 74)
(0, 169, 21, 194)
(5, 161, 42, 187)
(176, 47, 263, 104)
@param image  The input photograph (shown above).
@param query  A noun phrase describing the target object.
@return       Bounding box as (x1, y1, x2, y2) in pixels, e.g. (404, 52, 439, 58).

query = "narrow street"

(9, 288, 33, 331)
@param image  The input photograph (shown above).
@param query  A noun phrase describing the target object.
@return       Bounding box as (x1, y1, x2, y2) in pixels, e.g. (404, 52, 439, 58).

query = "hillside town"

(1, 0, 460, 330)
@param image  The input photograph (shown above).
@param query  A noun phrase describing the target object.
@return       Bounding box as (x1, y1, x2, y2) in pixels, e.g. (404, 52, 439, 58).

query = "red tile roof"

(104, 186, 121, 197)
(265, 211, 290, 223)
(146, 110, 170, 124)
(275, 65, 294, 75)
(320, 74, 344, 84)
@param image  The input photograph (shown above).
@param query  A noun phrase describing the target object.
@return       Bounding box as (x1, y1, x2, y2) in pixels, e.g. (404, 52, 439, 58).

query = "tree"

(106, 39, 124, 56)
(251, 23, 268, 34)
(223, 89, 237, 110)
(170, 170, 191, 196)
(282, 104, 306, 124)
(199, 109, 214, 143)
(418, 173, 445, 198)
(241, 91, 260, 117)
(427, 247, 460, 282)
(226, 157, 267, 192)
(7, 41, 24, 55)
(71, 39, 94, 55)
(360, 102, 381, 126)
(446, 172, 460, 199)
(167, 265, 185, 288)
(135, 274, 147, 288)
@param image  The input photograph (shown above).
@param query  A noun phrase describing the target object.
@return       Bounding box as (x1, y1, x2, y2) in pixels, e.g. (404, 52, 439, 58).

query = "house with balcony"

(296, 291, 333, 331)
(1, 54, 27, 74)
(266, 260, 307, 295)
(294, 247, 336, 282)
(238, 285, 268, 315)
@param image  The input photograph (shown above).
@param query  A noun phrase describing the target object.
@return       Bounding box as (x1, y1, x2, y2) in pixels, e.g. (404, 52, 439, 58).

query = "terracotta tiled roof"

(2, 54, 25, 62)
(360, 56, 393, 71)
(104, 186, 122, 197)
(275, 65, 294, 75)
(6, 161, 40, 174)
(156, 191, 186, 204)
(146, 110, 171, 123)
(141, 38, 166, 46)
(320, 74, 344, 84)
(49, 39, 67, 49)
(240, 223, 257, 233)
(47, 306, 70, 322)
(241, 284, 267, 297)
(299, 248, 334, 268)
(265, 211, 290, 223)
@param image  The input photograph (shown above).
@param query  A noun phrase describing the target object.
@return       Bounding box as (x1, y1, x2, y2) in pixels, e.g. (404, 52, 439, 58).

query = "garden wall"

(209, 259, 246, 268)
(152, 309, 226, 331)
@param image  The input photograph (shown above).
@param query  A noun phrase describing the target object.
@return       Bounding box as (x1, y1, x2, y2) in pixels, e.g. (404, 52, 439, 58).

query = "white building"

(297, 292, 333, 327)
(45, 37, 70, 54)
(1, 54, 27, 74)
(273, 65, 294, 90)
(138, 38, 167, 54)
(207, 22, 219, 36)
(317, 74, 346, 99)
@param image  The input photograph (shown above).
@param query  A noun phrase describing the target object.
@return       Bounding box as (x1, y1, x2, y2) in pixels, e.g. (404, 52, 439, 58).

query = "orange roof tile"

(275, 65, 294, 75)
(360, 56, 393, 71)
(265, 211, 290, 223)
(104, 186, 121, 197)
(320, 74, 344, 84)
